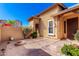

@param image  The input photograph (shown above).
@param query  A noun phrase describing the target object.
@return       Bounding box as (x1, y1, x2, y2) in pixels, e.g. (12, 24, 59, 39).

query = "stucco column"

(57, 16, 64, 39)
(0, 28, 1, 43)
(78, 16, 79, 31)
(58, 16, 64, 39)
(56, 16, 60, 39)
(33, 19, 36, 32)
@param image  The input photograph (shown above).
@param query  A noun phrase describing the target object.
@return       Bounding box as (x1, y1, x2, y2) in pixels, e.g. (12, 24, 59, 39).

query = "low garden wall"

(0, 29, 1, 43)
(1, 26, 24, 42)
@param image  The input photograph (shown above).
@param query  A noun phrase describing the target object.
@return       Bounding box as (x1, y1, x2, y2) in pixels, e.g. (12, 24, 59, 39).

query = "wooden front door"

(67, 17, 78, 39)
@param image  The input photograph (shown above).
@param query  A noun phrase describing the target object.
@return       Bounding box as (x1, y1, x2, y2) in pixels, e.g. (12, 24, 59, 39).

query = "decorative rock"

(1, 48, 5, 52)
(7, 41, 10, 44)
(9, 37, 15, 41)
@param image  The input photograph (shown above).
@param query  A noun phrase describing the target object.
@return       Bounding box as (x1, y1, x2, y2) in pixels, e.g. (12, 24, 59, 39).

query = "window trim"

(48, 19, 54, 35)
(64, 21, 66, 33)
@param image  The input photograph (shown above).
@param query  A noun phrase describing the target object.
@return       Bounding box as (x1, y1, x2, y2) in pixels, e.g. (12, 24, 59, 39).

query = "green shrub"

(5, 20, 16, 25)
(31, 32, 37, 38)
(24, 28, 30, 33)
(61, 44, 74, 56)
(61, 44, 79, 56)
(74, 31, 79, 41)
(70, 48, 79, 56)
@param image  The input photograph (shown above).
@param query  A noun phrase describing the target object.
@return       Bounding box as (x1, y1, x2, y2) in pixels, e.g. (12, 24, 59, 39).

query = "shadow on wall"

(1, 26, 24, 42)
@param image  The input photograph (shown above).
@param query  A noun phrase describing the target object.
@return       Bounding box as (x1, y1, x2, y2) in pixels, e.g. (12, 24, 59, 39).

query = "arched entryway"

(61, 12, 79, 39)
(35, 23, 42, 37)
(67, 17, 78, 39)
(34, 18, 42, 37)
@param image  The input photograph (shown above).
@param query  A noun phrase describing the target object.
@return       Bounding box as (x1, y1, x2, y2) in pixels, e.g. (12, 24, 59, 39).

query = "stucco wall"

(0, 29, 1, 43)
(38, 6, 61, 39)
(1, 26, 24, 42)
(29, 21, 34, 29)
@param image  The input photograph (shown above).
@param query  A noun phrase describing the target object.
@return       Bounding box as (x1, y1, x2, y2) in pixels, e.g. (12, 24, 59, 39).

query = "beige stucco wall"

(29, 20, 35, 32)
(38, 6, 61, 39)
(29, 6, 63, 39)
(29, 18, 40, 32)
(1, 26, 24, 42)
(29, 21, 34, 29)
(0, 29, 1, 43)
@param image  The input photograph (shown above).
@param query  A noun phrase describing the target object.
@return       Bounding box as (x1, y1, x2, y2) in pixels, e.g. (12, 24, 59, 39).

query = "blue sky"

(0, 3, 76, 26)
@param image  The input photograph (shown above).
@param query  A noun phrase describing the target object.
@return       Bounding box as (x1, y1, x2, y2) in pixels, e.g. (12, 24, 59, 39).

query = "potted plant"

(31, 32, 37, 38)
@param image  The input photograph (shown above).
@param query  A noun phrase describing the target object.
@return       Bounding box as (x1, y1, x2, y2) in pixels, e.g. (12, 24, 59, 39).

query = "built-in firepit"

(14, 40, 26, 46)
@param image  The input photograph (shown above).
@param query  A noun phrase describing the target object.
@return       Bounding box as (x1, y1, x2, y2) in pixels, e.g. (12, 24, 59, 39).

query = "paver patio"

(0, 38, 75, 56)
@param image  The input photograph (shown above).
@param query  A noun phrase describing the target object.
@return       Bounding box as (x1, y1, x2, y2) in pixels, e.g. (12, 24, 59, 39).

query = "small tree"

(23, 27, 32, 35)
(24, 28, 31, 33)
(5, 20, 16, 26)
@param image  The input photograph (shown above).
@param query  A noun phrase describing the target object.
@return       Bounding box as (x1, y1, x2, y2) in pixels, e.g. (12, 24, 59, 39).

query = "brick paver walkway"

(0, 38, 73, 56)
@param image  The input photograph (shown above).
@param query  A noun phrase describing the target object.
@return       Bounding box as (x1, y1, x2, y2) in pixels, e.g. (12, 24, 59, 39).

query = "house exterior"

(0, 20, 24, 42)
(28, 3, 79, 39)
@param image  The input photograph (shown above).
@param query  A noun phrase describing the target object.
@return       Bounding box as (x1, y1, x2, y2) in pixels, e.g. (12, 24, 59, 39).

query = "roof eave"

(53, 5, 79, 17)
(36, 3, 66, 17)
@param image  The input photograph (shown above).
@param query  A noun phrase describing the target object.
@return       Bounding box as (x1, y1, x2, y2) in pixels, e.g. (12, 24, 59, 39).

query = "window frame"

(48, 19, 54, 35)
